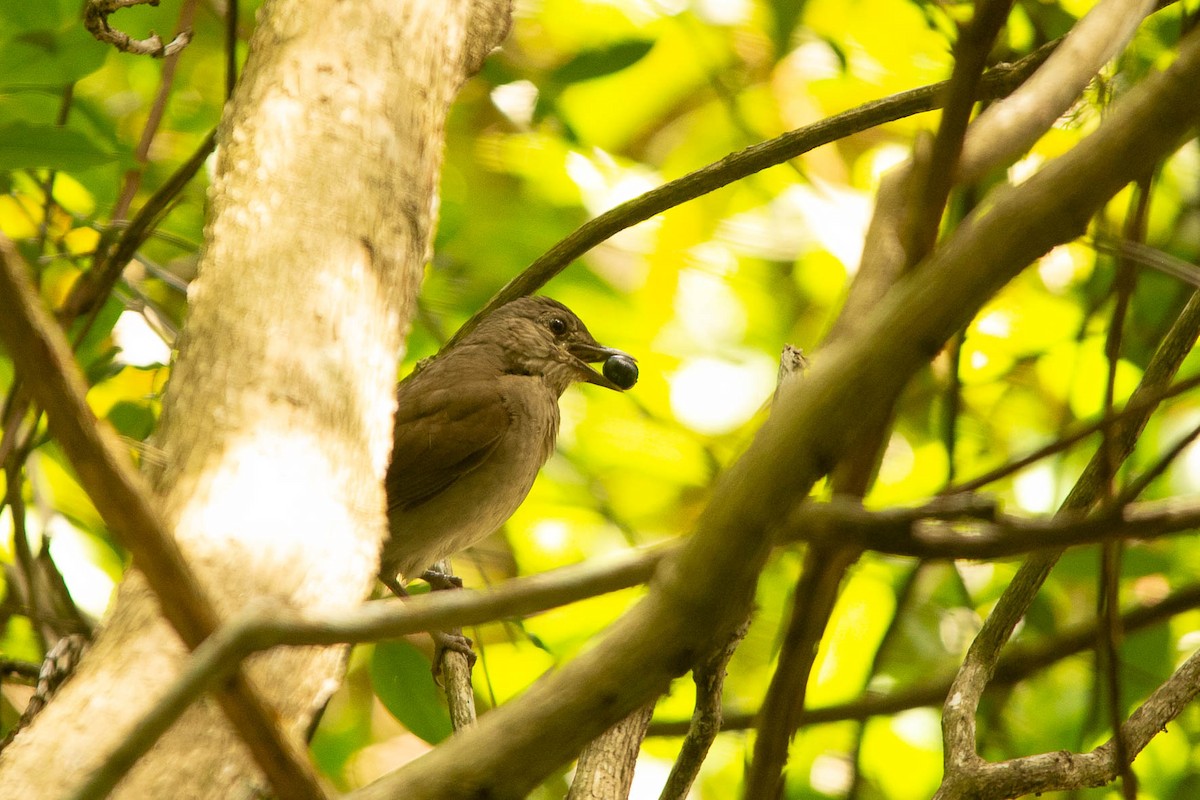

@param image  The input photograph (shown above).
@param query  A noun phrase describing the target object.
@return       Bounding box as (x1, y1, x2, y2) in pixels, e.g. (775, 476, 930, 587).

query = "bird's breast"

(383, 377, 561, 580)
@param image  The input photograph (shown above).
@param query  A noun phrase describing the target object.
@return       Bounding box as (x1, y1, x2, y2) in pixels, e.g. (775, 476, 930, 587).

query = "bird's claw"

(431, 630, 476, 683)
(420, 568, 463, 591)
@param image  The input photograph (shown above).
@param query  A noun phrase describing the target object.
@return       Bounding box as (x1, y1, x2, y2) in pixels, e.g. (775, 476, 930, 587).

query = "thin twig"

(4, 461, 48, 651)
(785, 495, 1200, 559)
(1095, 236, 1200, 288)
(1117, 415, 1200, 504)
(1097, 171, 1153, 800)
(33, 85, 76, 264)
(938, 231, 1200, 796)
(648, 580, 1200, 736)
(443, 42, 1059, 349)
(83, 0, 193, 57)
(658, 619, 749, 800)
(944, 372, 1200, 494)
(748, 342, 846, 800)
(906, 0, 1014, 264)
(110, 0, 200, 223)
(64, 128, 216, 323)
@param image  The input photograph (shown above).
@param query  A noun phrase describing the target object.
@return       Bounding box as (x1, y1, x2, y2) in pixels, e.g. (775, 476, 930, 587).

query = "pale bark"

(0, 1, 511, 797)
(566, 703, 654, 800)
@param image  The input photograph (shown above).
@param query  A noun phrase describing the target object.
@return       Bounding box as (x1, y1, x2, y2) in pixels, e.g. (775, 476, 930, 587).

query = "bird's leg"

(424, 564, 476, 679)
(379, 573, 475, 676)
(381, 575, 408, 599)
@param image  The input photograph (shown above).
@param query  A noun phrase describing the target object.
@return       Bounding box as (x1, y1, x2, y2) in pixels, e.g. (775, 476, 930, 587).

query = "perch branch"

(69, 545, 668, 800)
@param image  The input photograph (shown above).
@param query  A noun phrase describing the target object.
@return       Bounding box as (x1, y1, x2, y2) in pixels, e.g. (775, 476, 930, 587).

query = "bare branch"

(658, 620, 749, 800)
(747, 4, 1015, 793)
(432, 561, 478, 732)
(83, 0, 192, 57)
(69, 482, 1200, 798)
(350, 16, 1200, 795)
(959, 0, 1159, 182)
(785, 495, 1200, 558)
(446, 42, 1058, 349)
(939, 140, 1200, 800)
(939, 647, 1200, 798)
(568, 704, 655, 800)
(906, 0, 1014, 262)
(67, 545, 667, 800)
(648, 581, 1200, 735)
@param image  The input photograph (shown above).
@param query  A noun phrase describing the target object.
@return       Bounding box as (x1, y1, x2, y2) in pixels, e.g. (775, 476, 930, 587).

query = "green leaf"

(551, 40, 654, 84)
(107, 401, 156, 441)
(0, 1, 70, 32)
(369, 641, 453, 744)
(72, 295, 126, 379)
(0, 25, 109, 87)
(0, 122, 116, 171)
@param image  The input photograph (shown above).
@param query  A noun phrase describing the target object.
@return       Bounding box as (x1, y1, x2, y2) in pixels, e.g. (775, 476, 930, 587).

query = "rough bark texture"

(566, 703, 655, 800)
(0, 1, 511, 797)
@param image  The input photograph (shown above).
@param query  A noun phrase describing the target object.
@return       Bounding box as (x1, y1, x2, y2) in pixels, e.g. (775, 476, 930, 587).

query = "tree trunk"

(0, 1, 511, 796)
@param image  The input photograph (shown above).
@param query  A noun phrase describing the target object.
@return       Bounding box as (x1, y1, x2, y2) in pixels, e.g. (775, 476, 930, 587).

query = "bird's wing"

(385, 378, 511, 512)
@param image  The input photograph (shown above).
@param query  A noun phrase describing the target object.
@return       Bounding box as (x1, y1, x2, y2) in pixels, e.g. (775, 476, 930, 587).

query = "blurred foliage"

(3, 0, 1200, 798)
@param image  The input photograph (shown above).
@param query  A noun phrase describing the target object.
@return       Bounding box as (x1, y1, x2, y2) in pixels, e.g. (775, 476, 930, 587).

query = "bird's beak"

(567, 341, 636, 391)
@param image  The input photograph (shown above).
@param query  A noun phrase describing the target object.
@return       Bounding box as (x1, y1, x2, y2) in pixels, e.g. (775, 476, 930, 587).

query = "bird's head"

(470, 296, 638, 396)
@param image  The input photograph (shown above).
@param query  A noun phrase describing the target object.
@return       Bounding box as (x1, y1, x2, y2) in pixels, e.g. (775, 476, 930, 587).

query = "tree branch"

(445, 41, 1058, 348)
(72, 485, 1200, 797)
(83, 0, 193, 57)
(940, 646, 1200, 798)
(68, 545, 667, 800)
(784, 495, 1200, 558)
(352, 13, 1200, 796)
(648, 580, 1200, 735)
(939, 210, 1200, 797)
(658, 619, 748, 800)
(567, 703, 655, 800)
(957, 0, 1159, 181)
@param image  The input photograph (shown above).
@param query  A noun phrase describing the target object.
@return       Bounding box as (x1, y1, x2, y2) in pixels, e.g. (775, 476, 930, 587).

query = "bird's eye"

(547, 317, 568, 336)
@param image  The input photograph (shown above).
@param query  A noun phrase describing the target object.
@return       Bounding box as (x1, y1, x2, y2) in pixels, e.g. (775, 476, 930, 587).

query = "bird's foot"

(431, 629, 476, 684)
(379, 572, 475, 679)
(420, 568, 463, 591)
(419, 568, 473, 681)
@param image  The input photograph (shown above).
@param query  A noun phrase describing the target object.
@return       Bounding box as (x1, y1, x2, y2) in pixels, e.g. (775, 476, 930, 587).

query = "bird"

(379, 295, 637, 599)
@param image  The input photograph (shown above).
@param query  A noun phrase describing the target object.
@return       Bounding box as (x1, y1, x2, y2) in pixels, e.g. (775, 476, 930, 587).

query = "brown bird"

(380, 295, 637, 597)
